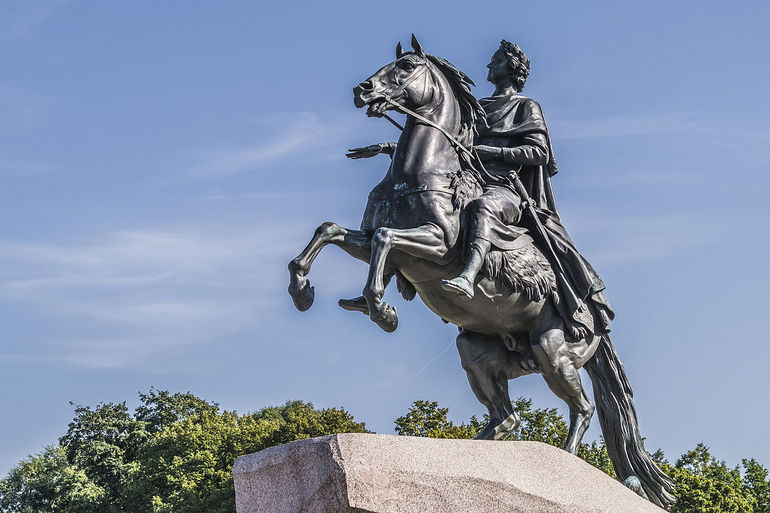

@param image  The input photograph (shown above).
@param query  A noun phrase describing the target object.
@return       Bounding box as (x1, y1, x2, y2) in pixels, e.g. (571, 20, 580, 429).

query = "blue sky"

(1, 0, 769, 476)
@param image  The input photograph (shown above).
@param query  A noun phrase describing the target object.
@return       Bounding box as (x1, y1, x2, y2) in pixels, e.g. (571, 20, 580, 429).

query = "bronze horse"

(287, 36, 674, 508)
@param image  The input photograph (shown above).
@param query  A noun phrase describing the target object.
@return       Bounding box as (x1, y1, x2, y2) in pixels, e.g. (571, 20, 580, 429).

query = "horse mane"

(426, 54, 486, 148)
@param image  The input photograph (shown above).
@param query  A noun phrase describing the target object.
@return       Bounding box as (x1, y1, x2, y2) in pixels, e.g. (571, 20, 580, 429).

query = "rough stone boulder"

(233, 433, 665, 513)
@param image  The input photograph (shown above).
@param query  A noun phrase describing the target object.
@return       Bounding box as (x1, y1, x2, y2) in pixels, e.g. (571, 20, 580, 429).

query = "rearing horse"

(287, 36, 674, 508)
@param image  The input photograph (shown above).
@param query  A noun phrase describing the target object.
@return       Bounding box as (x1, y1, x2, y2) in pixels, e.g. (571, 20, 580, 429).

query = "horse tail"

(584, 335, 675, 509)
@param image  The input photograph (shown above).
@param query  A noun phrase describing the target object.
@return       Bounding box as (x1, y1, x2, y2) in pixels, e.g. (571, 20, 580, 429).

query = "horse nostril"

(359, 80, 374, 91)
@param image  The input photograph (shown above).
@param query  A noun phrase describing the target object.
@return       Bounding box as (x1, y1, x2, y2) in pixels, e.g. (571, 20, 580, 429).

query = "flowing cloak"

(476, 94, 614, 334)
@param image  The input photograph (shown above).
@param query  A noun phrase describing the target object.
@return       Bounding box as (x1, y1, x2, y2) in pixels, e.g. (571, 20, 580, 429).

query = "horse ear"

(411, 34, 424, 56)
(396, 42, 403, 58)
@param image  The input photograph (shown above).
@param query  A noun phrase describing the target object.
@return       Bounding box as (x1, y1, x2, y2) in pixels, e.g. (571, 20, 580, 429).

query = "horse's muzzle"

(353, 80, 375, 108)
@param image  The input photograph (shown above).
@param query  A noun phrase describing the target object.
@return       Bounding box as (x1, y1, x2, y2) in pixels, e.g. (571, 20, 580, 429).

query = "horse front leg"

(288, 222, 370, 311)
(362, 224, 447, 332)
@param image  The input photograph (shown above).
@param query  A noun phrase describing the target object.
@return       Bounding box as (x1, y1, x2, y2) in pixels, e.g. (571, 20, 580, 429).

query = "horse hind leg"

(288, 222, 370, 311)
(531, 322, 595, 454)
(456, 330, 535, 440)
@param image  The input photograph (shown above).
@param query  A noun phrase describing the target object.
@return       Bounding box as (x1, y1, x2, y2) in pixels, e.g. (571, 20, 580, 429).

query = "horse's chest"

(363, 189, 452, 231)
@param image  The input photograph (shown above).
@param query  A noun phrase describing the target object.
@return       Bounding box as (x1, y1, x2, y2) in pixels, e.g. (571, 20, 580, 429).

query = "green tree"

(577, 439, 616, 478)
(58, 401, 147, 512)
(505, 398, 568, 446)
(5, 393, 770, 513)
(394, 400, 483, 438)
(129, 399, 369, 513)
(667, 443, 755, 513)
(394, 398, 569, 445)
(742, 458, 770, 513)
(0, 391, 367, 513)
(0, 446, 105, 513)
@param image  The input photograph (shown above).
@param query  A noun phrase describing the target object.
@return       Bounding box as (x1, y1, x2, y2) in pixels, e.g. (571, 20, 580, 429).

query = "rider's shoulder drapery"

(477, 95, 559, 214)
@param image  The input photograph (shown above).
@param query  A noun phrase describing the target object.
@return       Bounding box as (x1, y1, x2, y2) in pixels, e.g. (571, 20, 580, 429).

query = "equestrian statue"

(287, 35, 675, 508)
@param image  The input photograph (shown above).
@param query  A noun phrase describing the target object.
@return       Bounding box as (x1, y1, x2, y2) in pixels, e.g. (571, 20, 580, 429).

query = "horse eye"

(398, 60, 415, 71)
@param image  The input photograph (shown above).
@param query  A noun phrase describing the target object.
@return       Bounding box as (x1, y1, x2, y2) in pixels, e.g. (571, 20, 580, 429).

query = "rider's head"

(488, 40, 530, 92)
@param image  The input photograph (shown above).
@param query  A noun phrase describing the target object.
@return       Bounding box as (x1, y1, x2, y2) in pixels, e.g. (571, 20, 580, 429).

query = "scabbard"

(508, 172, 567, 277)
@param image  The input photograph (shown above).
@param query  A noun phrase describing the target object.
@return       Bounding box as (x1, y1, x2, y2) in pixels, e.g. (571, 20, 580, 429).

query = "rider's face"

(487, 51, 510, 85)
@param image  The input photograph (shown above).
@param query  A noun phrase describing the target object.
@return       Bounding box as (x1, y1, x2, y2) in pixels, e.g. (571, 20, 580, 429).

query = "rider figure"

(347, 40, 614, 337)
(441, 40, 613, 336)
(441, 40, 540, 299)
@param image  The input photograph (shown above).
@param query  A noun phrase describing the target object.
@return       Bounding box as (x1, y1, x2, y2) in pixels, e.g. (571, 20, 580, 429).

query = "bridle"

(381, 56, 475, 159)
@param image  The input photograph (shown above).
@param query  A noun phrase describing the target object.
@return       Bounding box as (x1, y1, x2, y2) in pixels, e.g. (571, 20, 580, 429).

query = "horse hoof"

(372, 304, 398, 333)
(493, 413, 520, 440)
(289, 280, 315, 311)
(474, 413, 519, 441)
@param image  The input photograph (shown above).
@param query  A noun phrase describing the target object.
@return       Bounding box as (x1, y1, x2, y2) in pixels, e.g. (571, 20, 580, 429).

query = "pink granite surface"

(232, 433, 666, 513)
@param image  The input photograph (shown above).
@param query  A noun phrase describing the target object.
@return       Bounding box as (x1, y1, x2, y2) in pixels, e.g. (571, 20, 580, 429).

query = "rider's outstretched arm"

(346, 142, 396, 160)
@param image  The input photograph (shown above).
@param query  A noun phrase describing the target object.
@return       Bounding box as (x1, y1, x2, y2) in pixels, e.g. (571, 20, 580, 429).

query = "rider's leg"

(457, 330, 535, 440)
(531, 310, 595, 454)
(288, 222, 371, 311)
(362, 224, 448, 332)
(441, 238, 490, 299)
(441, 189, 522, 299)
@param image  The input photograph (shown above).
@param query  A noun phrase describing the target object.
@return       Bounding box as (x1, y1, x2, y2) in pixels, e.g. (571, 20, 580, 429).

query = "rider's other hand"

(474, 145, 502, 161)
(346, 144, 383, 159)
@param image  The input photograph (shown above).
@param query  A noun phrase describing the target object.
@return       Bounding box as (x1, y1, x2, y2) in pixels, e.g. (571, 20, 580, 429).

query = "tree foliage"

(660, 443, 757, 513)
(0, 390, 366, 513)
(2, 392, 769, 512)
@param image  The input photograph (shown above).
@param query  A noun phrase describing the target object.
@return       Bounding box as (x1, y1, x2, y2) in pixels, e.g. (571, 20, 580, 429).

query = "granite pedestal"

(233, 433, 665, 513)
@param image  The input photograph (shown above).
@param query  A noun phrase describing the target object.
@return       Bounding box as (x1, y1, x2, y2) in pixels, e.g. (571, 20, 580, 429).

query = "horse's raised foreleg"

(288, 222, 371, 311)
(362, 224, 448, 332)
(457, 330, 536, 440)
(531, 309, 595, 454)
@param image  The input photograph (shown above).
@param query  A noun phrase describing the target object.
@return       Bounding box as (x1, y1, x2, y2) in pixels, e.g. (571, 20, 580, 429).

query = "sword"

(504, 165, 569, 280)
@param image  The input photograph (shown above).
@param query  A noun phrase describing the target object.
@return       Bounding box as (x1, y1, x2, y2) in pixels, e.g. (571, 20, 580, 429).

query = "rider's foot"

(441, 275, 475, 299)
(338, 296, 369, 314)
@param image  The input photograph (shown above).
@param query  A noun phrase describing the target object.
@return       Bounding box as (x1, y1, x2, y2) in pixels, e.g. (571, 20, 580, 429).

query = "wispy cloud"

(0, 224, 313, 369)
(0, 0, 71, 39)
(188, 112, 354, 177)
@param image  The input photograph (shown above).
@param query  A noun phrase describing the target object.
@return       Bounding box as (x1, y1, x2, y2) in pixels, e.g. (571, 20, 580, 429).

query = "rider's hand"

(346, 144, 385, 159)
(474, 145, 502, 161)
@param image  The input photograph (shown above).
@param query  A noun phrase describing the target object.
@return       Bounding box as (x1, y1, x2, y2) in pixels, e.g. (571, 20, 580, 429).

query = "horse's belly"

(412, 277, 544, 335)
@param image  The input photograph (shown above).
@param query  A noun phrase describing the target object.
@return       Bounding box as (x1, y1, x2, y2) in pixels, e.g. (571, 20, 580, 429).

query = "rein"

(382, 96, 473, 158)
(381, 57, 473, 155)
(380, 96, 523, 180)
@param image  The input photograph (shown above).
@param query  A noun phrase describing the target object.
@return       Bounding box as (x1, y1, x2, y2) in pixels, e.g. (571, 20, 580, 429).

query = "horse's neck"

(391, 90, 461, 181)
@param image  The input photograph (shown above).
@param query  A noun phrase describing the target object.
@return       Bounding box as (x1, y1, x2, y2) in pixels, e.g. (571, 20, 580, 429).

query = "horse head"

(354, 35, 484, 152)
(353, 35, 443, 118)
